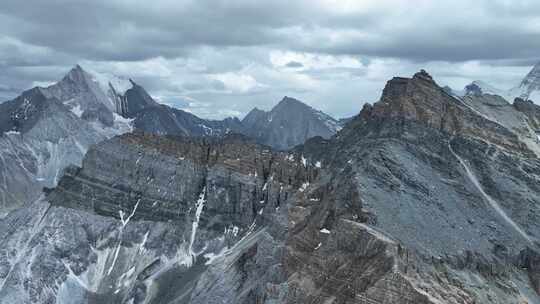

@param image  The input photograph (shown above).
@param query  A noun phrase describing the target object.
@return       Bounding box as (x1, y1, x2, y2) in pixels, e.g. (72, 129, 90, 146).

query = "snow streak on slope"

(448, 140, 534, 245)
(188, 187, 206, 266)
(108, 199, 142, 276)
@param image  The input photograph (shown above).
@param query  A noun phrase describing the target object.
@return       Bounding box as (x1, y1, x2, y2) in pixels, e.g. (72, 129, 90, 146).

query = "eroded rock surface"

(1, 70, 540, 304)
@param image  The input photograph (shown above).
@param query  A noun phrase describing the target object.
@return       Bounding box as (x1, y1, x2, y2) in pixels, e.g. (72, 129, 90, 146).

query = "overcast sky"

(1, 0, 539, 119)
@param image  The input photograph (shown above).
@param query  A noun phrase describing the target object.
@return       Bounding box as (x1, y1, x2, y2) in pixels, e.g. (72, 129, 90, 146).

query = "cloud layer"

(1, 0, 539, 118)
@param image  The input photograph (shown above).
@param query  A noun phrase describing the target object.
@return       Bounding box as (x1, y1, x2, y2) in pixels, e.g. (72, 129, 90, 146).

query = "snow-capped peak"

(520, 62, 540, 90)
(87, 69, 133, 96)
(510, 62, 540, 102)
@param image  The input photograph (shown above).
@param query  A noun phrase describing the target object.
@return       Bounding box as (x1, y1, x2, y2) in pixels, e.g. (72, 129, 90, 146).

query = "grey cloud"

(0, 0, 539, 119)
(285, 61, 304, 68)
(2, 0, 539, 63)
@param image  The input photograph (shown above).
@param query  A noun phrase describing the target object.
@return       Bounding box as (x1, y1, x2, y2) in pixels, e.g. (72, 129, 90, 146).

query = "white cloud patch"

(208, 72, 266, 94)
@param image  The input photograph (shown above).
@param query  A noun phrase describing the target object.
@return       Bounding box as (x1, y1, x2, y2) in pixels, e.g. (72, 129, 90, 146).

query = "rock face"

(514, 98, 540, 132)
(0, 65, 339, 216)
(242, 96, 341, 150)
(291, 70, 540, 303)
(0, 132, 317, 303)
(1, 69, 540, 304)
(0, 66, 132, 215)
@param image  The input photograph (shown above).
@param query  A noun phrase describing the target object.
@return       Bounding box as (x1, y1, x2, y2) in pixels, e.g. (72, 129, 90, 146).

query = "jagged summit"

(275, 96, 305, 108)
(0, 65, 133, 213)
(69, 64, 84, 73)
(413, 69, 434, 82)
(361, 70, 445, 123)
(117, 78, 159, 117)
(58, 64, 92, 89)
(349, 70, 531, 155)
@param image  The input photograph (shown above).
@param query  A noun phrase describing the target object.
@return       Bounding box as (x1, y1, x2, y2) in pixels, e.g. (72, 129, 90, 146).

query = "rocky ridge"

(1, 68, 540, 303)
(0, 65, 342, 215)
(0, 132, 318, 303)
(290, 70, 540, 303)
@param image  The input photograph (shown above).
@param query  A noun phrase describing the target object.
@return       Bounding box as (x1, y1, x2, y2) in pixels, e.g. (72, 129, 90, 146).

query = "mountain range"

(0, 65, 343, 214)
(452, 62, 540, 104)
(1, 64, 540, 303)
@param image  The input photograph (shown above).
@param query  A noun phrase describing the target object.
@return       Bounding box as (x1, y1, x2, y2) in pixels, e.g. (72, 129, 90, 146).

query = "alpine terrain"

(0, 65, 339, 216)
(1, 67, 540, 304)
(0, 65, 133, 215)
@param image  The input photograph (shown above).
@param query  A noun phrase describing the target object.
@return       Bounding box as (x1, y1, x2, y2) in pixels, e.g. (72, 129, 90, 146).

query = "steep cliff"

(2, 70, 540, 304)
(0, 132, 318, 303)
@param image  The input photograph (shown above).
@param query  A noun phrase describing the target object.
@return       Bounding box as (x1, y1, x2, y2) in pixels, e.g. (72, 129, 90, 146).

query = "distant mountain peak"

(63, 64, 90, 85)
(279, 95, 302, 104)
(507, 62, 540, 102)
(273, 96, 308, 111)
(520, 61, 540, 90)
(241, 96, 340, 150)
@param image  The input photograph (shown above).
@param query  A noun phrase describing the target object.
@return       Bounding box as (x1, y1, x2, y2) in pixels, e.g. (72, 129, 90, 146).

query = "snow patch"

(119, 199, 141, 228)
(89, 70, 132, 96)
(4, 130, 20, 136)
(299, 182, 310, 192)
(70, 105, 83, 118)
(186, 187, 206, 266)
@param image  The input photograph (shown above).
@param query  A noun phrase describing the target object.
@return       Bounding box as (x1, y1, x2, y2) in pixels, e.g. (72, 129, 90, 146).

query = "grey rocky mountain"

(113, 79, 244, 137)
(112, 80, 338, 148)
(1, 69, 540, 303)
(291, 70, 540, 303)
(0, 132, 317, 303)
(510, 62, 540, 102)
(0, 65, 132, 215)
(241, 96, 341, 150)
(0, 65, 339, 216)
